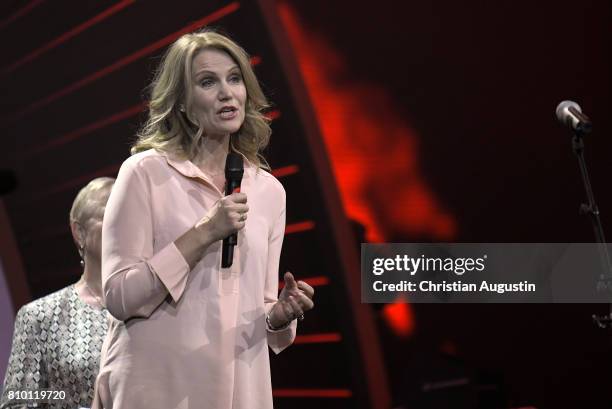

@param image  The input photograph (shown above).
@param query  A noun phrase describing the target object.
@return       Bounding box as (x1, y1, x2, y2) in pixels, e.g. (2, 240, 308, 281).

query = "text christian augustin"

(370, 255, 536, 294)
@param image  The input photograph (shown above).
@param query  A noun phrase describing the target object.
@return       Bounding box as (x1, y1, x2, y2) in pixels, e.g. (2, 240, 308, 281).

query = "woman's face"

(190, 48, 247, 138)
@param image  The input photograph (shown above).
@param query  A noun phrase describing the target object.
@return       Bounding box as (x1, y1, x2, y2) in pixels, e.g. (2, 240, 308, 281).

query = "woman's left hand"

(268, 272, 315, 328)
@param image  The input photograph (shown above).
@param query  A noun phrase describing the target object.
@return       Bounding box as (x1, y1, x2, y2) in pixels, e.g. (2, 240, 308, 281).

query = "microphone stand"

(570, 129, 612, 328)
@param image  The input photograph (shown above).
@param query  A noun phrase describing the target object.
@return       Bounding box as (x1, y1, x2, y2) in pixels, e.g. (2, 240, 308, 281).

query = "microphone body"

(556, 100, 592, 134)
(221, 152, 244, 268)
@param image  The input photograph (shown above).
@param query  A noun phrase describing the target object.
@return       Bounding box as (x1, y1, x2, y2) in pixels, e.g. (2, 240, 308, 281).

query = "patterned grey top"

(0, 285, 108, 409)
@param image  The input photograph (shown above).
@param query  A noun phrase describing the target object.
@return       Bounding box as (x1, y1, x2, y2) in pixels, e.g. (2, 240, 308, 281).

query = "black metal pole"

(571, 132, 612, 328)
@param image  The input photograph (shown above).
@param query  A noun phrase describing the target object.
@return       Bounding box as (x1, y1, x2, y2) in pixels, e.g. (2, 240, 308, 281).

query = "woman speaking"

(93, 30, 314, 409)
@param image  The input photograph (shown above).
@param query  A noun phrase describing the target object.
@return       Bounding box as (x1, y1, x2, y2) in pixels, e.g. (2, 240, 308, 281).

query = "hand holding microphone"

(196, 192, 248, 242)
(222, 152, 244, 268)
(192, 151, 246, 268)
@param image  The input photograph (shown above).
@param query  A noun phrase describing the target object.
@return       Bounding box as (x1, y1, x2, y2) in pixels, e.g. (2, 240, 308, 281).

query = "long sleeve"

(102, 158, 190, 321)
(0, 307, 46, 409)
(263, 188, 297, 354)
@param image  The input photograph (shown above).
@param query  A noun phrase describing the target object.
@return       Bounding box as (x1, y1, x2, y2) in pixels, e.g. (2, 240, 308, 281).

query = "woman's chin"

(205, 127, 241, 138)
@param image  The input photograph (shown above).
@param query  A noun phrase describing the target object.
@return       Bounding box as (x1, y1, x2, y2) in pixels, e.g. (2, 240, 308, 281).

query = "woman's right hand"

(196, 192, 248, 242)
(176, 193, 248, 269)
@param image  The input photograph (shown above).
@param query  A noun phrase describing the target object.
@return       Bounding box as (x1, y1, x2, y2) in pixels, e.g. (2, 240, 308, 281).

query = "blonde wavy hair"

(132, 29, 272, 169)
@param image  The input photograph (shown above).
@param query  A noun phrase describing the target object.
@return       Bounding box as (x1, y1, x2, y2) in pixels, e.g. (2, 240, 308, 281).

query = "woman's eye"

(200, 78, 214, 87)
(229, 74, 242, 83)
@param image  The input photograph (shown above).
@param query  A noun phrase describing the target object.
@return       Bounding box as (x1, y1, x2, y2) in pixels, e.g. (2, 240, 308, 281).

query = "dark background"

(1, 0, 612, 408)
(291, 0, 612, 243)
(287, 1, 612, 408)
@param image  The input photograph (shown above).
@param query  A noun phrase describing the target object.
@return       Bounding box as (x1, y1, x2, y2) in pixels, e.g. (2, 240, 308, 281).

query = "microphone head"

(225, 152, 244, 181)
(556, 100, 592, 134)
(556, 100, 582, 123)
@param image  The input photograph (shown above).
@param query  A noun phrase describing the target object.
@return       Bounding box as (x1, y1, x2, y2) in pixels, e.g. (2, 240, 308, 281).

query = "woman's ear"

(70, 221, 85, 249)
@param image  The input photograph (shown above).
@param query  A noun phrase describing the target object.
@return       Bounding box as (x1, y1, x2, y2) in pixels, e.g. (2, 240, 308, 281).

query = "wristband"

(266, 312, 292, 331)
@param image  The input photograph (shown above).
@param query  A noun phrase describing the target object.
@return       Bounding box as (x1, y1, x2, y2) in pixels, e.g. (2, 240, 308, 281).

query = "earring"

(179, 105, 186, 112)
(79, 245, 85, 268)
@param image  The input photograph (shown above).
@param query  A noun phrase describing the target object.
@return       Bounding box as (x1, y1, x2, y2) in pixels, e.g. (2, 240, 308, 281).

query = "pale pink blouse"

(92, 149, 296, 409)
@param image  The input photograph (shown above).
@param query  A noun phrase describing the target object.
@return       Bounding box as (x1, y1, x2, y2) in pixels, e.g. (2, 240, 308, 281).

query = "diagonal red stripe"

(294, 332, 342, 344)
(16, 54, 262, 160)
(264, 109, 281, 121)
(272, 389, 352, 398)
(279, 275, 329, 289)
(284, 220, 315, 235)
(1, 0, 135, 76)
(23, 103, 145, 158)
(270, 164, 298, 178)
(20, 163, 121, 206)
(249, 55, 262, 66)
(0, 0, 45, 30)
(2, 2, 240, 124)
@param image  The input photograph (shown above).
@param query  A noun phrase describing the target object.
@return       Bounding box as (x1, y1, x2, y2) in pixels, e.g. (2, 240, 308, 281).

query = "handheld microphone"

(221, 152, 244, 268)
(556, 100, 592, 134)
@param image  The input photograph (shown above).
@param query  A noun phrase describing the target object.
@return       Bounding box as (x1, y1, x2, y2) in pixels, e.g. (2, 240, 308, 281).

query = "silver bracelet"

(266, 312, 292, 331)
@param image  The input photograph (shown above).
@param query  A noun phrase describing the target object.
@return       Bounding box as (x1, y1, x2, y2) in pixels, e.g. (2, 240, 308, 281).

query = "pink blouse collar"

(159, 150, 254, 181)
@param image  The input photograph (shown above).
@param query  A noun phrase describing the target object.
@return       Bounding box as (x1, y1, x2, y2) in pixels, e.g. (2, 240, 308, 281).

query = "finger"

(287, 296, 303, 318)
(229, 192, 247, 203)
(230, 210, 248, 220)
(281, 299, 294, 321)
(284, 272, 297, 289)
(229, 213, 246, 230)
(297, 281, 315, 299)
(232, 213, 248, 223)
(232, 204, 249, 214)
(228, 211, 242, 221)
(295, 292, 314, 311)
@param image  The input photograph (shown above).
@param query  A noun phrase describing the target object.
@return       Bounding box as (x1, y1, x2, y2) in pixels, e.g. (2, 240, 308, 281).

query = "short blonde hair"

(69, 177, 115, 226)
(132, 29, 272, 168)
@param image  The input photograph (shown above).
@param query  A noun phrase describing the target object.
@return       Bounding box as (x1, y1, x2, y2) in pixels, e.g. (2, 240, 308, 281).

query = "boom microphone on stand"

(556, 100, 592, 135)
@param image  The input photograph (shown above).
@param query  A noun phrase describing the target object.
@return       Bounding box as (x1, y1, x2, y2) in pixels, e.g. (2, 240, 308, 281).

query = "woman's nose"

(218, 81, 232, 100)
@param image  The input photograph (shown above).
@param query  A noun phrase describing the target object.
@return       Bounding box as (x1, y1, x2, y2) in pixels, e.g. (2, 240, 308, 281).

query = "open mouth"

(218, 106, 238, 119)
